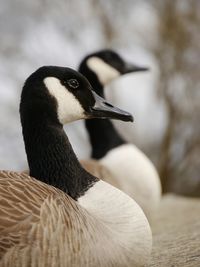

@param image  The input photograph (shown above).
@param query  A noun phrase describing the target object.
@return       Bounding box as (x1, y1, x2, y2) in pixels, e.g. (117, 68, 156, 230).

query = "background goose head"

(79, 49, 148, 97)
(20, 66, 133, 126)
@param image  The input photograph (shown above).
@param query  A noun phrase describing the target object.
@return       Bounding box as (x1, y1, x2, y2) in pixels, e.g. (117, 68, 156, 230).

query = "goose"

(79, 49, 162, 220)
(0, 66, 152, 267)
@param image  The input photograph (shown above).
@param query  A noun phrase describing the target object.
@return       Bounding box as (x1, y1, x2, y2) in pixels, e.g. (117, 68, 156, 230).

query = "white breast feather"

(78, 180, 152, 266)
(100, 144, 162, 221)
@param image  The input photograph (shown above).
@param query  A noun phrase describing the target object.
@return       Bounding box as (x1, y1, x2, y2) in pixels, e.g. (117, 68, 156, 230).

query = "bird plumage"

(0, 66, 152, 266)
(0, 171, 152, 267)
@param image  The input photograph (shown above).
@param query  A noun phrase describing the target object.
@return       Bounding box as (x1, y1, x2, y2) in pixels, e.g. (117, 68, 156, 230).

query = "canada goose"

(0, 66, 152, 267)
(79, 49, 162, 220)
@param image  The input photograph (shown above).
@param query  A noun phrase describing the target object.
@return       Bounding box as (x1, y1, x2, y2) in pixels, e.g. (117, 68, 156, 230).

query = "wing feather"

(0, 170, 61, 258)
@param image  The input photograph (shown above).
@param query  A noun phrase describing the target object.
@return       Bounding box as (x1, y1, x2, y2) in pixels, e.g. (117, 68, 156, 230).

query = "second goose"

(79, 49, 162, 220)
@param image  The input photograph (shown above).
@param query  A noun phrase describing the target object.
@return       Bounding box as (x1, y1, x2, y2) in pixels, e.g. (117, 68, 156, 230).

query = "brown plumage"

(0, 171, 152, 267)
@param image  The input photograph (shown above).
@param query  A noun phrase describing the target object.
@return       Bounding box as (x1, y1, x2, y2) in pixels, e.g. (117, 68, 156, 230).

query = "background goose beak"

(88, 91, 133, 122)
(122, 63, 149, 74)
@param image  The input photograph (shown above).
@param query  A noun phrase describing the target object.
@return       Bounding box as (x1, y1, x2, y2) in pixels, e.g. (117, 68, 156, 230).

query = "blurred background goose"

(0, 66, 152, 267)
(79, 49, 162, 220)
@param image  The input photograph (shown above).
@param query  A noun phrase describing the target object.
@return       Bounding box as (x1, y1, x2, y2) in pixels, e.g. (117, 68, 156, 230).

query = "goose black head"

(79, 49, 149, 89)
(20, 66, 133, 126)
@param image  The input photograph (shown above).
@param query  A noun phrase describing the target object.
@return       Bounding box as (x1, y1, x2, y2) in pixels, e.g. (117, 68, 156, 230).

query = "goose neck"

(22, 115, 98, 200)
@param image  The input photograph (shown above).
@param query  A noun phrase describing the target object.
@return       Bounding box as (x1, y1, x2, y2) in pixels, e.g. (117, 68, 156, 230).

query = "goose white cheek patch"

(87, 57, 120, 85)
(44, 77, 85, 124)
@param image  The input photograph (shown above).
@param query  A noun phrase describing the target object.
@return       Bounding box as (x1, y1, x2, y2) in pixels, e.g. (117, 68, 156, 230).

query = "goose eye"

(67, 79, 79, 89)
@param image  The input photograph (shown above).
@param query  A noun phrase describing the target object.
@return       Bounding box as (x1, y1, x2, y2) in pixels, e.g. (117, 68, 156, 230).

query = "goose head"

(20, 66, 133, 126)
(20, 66, 133, 197)
(79, 49, 148, 96)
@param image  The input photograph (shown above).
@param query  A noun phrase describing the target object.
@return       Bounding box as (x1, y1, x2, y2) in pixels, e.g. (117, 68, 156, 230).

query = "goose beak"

(87, 91, 133, 122)
(122, 63, 149, 74)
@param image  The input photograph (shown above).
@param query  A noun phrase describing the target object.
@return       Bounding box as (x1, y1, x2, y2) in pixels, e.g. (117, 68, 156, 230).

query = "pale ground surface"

(150, 194, 200, 267)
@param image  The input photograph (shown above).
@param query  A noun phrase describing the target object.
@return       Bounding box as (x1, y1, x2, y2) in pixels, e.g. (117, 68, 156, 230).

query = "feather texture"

(0, 171, 152, 267)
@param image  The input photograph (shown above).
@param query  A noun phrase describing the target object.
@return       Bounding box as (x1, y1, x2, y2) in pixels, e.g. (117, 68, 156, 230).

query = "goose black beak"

(87, 91, 133, 122)
(122, 63, 149, 74)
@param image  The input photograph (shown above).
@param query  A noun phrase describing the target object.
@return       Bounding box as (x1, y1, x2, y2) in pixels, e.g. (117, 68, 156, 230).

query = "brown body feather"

(0, 171, 152, 267)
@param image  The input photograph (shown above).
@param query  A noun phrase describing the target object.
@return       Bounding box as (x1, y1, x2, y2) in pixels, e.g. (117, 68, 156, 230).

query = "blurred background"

(0, 0, 199, 196)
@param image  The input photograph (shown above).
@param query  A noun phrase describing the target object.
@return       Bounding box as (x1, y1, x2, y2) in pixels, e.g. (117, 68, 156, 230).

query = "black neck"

(85, 119, 125, 159)
(21, 111, 98, 200)
(80, 68, 125, 159)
